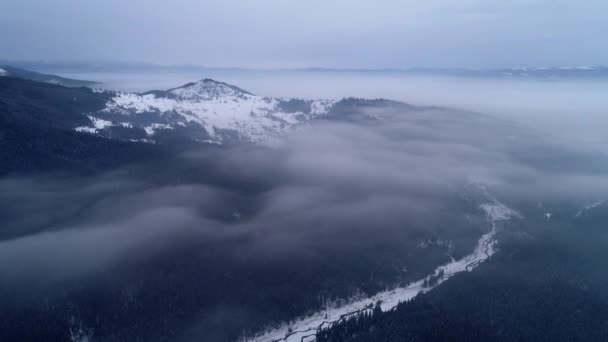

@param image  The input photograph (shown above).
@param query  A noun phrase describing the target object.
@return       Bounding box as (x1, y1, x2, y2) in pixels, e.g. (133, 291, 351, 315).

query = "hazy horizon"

(2, 0, 607, 68)
(3, 59, 607, 72)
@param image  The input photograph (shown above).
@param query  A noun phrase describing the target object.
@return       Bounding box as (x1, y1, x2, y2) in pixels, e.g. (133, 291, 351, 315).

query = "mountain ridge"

(0, 65, 99, 87)
(76, 78, 415, 146)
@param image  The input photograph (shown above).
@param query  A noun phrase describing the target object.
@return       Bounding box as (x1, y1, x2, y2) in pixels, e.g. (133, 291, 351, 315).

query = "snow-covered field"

(245, 199, 518, 342)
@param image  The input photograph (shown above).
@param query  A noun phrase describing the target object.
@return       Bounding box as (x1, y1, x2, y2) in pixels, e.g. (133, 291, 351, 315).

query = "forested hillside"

(318, 210, 608, 342)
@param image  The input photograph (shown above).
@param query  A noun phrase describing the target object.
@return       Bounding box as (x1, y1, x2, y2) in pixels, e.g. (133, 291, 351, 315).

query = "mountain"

(0, 65, 99, 87)
(0, 75, 415, 174)
(0, 77, 163, 175)
(73, 79, 412, 145)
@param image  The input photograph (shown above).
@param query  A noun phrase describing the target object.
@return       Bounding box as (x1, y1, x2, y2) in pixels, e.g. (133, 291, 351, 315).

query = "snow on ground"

(246, 198, 519, 342)
(0, 68, 7, 77)
(310, 100, 335, 115)
(75, 115, 125, 133)
(574, 200, 605, 218)
(75, 126, 97, 134)
(100, 79, 336, 144)
(144, 123, 173, 136)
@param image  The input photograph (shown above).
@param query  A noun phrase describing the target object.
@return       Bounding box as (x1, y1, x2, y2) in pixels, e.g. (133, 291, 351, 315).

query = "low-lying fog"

(59, 69, 608, 147)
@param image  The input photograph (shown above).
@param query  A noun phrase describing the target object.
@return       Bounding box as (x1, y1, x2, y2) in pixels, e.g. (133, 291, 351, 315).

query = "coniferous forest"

(318, 210, 608, 342)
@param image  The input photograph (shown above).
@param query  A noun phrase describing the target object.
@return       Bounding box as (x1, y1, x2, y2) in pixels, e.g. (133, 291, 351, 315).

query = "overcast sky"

(1, 0, 606, 68)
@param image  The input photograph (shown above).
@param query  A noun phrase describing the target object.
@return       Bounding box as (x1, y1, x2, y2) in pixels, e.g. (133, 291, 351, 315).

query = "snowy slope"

(245, 190, 519, 342)
(0, 68, 7, 77)
(79, 79, 336, 145)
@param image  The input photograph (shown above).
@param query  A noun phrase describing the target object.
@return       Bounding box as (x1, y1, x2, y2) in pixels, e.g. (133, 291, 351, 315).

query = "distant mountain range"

(0, 65, 99, 87)
(3, 61, 608, 80)
(403, 66, 608, 79)
(295, 65, 608, 79)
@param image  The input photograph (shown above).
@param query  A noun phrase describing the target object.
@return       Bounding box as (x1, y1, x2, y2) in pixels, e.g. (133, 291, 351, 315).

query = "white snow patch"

(0, 68, 7, 77)
(90, 116, 113, 130)
(75, 115, 129, 133)
(144, 123, 173, 136)
(574, 200, 605, 218)
(246, 198, 519, 342)
(75, 126, 97, 134)
(198, 139, 222, 145)
(129, 138, 154, 143)
(69, 319, 92, 342)
(310, 100, 335, 115)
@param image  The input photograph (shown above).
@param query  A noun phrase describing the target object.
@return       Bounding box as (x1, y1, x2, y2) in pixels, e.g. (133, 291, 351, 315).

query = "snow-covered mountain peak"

(166, 78, 254, 101)
(79, 78, 338, 145)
